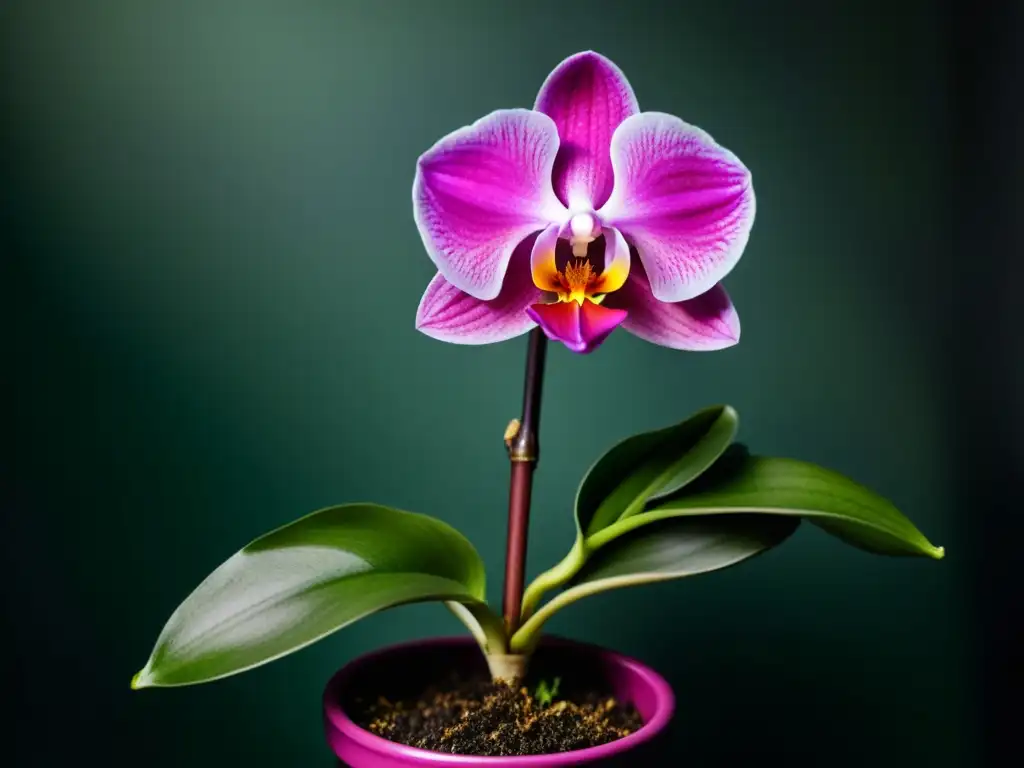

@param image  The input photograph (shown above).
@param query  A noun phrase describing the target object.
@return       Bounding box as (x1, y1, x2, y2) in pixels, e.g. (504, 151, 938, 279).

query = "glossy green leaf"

(575, 405, 739, 538)
(132, 503, 499, 688)
(572, 514, 799, 586)
(522, 406, 738, 619)
(510, 514, 797, 653)
(591, 452, 945, 559)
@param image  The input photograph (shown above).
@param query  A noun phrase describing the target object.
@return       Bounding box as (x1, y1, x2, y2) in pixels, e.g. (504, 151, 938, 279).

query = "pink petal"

(413, 109, 566, 301)
(535, 51, 639, 211)
(526, 299, 627, 354)
(604, 266, 740, 351)
(600, 112, 755, 303)
(415, 237, 543, 345)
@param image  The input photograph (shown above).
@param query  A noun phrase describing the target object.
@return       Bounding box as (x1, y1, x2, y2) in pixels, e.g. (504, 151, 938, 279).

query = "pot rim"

(322, 635, 675, 765)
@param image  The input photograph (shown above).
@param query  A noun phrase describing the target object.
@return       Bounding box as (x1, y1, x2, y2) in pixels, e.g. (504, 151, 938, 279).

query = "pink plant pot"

(322, 636, 675, 767)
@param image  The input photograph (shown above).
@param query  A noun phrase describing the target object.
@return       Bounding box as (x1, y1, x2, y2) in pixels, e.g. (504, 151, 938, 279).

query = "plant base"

(323, 636, 675, 767)
(486, 652, 529, 683)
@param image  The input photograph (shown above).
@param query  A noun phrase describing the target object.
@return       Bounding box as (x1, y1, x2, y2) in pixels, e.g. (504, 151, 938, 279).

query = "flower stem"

(502, 328, 548, 635)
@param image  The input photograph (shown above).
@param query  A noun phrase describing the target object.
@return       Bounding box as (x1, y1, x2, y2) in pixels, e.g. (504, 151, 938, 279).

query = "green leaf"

(514, 438, 945, 654)
(132, 503, 499, 688)
(522, 406, 738, 619)
(575, 405, 739, 538)
(573, 514, 799, 586)
(592, 452, 945, 559)
(510, 514, 797, 653)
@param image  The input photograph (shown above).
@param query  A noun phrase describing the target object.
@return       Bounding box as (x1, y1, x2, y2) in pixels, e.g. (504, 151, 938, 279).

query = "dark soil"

(352, 675, 643, 756)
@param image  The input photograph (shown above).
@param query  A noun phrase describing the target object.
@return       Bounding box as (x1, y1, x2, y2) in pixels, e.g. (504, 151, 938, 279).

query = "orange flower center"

(557, 259, 598, 304)
(530, 224, 629, 306)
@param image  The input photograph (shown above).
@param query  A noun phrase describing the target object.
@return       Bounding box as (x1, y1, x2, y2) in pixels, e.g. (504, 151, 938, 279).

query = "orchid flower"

(414, 51, 755, 354)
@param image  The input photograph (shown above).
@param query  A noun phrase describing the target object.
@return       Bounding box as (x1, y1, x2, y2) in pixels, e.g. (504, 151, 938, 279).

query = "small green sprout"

(533, 676, 561, 708)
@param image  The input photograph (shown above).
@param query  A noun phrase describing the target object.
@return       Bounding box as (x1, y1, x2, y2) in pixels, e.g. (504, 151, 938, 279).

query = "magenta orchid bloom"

(413, 51, 755, 354)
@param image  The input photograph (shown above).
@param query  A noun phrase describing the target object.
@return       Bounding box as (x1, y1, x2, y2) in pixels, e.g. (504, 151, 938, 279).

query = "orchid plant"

(131, 52, 942, 692)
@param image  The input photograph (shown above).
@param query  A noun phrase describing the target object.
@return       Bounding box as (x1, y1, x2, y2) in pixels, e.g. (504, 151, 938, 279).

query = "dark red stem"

(502, 328, 548, 635)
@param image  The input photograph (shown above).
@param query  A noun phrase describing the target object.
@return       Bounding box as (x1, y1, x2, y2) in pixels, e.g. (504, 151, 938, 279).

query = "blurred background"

(3, 1, 1017, 765)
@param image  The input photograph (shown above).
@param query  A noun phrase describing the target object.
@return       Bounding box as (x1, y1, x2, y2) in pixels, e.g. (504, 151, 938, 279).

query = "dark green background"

(3, 1, 989, 765)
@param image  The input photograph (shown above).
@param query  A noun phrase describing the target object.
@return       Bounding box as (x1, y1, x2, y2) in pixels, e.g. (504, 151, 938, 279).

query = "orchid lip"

(526, 298, 628, 354)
